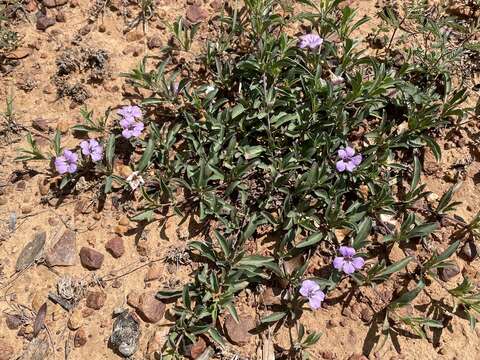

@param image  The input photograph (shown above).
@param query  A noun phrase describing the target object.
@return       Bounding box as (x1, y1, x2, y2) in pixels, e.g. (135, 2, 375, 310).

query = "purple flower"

(120, 117, 144, 139)
(298, 34, 323, 50)
(299, 280, 325, 310)
(117, 105, 142, 120)
(80, 139, 103, 162)
(333, 246, 365, 275)
(54, 149, 78, 175)
(336, 146, 362, 172)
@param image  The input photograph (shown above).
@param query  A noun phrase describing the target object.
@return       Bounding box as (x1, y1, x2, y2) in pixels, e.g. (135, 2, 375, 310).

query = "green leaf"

(106, 134, 116, 169)
(389, 280, 425, 309)
(260, 311, 287, 324)
(136, 138, 155, 173)
(295, 232, 323, 248)
(373, 256, 413, 281)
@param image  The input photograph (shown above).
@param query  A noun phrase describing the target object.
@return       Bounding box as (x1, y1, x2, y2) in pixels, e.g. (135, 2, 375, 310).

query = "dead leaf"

(33, 303, 47, 337)
(261, 336, 275, 360)
(15, 232, 46, 272)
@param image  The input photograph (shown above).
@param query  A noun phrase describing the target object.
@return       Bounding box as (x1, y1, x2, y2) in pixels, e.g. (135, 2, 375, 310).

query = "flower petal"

(336, 160, 346, 172)
(333, 256, 344, 270)
(345, 160, 355, 172)
(345, 146, 355, 157)
(352, 256, 365, 270)
(300, 280, 319, 296)
(338, 149, 347, 159)
(339, 246, 355, 257)
(342, 261, 356, 274)
(352, 154, 362, 166)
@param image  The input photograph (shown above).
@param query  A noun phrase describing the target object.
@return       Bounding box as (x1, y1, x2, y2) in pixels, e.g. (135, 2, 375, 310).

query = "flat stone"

(126, 31, 143, 42)
(461, 241, 478, 261)
(16, 231, 46, 272)
(86, 291, 106, 310)
(144, 263, 162, 282)
(105, 237, 124, 258)
(36, 16, 56, 31)
(223, 314, 255, 345)
(79, 247, 104, 270)
(45, 230, 76, 267)
(439, 263, 461, 282)
(147, 36, 162, 49)
(186, 5, 208, 23)
(136, 292, 165, 323)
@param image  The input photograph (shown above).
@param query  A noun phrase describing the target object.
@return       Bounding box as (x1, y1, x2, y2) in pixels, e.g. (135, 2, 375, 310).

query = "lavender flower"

(298, 34, 323, 50)
(117, 105, 142, 120)
(126, 171, 145, 190)
(299, 280, 325, 310)
(80, 139, 103, 162)
(54, 149, 78, 175)
(333, 246, 365, 275)
(120, 117, 144, 139)
(336, 146, 362, 172)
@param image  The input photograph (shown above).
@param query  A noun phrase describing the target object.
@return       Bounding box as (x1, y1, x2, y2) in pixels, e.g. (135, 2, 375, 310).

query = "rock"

(31, 292, 45, 313)
(145, 263, 162, 282)
(461, 241, 478, 261)
(110, 312, 140, 357)
(439, 263, 461, 282)
(127, 291, 140, 309)
(25, 0, 37, 12)
(86, 291, 107, 310)
(186, 5, 208, 23)
(98, 24, 106, 32)
(56, 119, 70, 133)
(5, 314, 23, 330)
(223, 314, 255, 345)
(38, 177, 50, 195)
(0, 340, 13, 360)
(113, 224, 128, 235)
(82, 308, 94, 318)
(105, 237, 124, 258)
(21, 205, 32, 214)
(56, 12, 66, 22)
(360, 307, 373, 322)
(32, 118, 49, 132)
(36, 16, 56, 31)
(68, 310, 82, 330)
(74, 328, 87, 347)
(188, 337, 207, 359)
(210, 0, 223, 10)
(126, 31, 143, 42)
(119, 215, 129, 226)
(15, 231, 46, 272)
(326, 319, 337, 329)
(43, 0, 68, 7)
(147, 36, 162, 49)
(136, 292, 166, 323)
(322, 351, 334, 360)
(79, 247, 104, 270)
(45, 230, 76, 267)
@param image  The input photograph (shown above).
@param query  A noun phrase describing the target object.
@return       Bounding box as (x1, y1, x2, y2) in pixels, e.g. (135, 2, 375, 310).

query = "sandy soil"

(1, 0, 480, 359)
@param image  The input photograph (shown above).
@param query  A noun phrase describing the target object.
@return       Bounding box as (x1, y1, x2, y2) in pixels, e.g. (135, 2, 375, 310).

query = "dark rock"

(79, 247, 104, 270)
(45, 230, 76, 267)
(186, 5, 208, 23)
(136, 292, 165, 323)
(147, 36, 162, 49)
(439, 263, 461, 282)
(461, 241, 478, 261)
(15, 232, 46, 272)
(55, 12, 66, 22)
(86, 291, 106, 310)
(105, 237, 124, 258)
(110, 312, 140, 357)
(223, 314, 255, 345)
(74, 328, 87, 347)
(36, 16, 56, 31)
